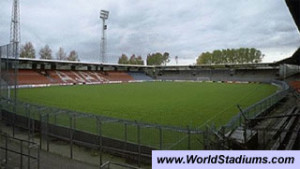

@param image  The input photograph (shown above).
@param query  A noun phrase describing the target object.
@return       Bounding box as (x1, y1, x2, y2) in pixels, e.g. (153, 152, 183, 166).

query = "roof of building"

(280, 0, 300, 65)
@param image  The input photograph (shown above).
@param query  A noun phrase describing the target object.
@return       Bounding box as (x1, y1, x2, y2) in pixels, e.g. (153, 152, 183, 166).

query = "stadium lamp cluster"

(100, 10, 109, 20)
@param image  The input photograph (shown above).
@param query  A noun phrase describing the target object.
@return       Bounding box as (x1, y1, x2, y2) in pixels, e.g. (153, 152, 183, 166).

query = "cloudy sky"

(0, 0, 300, 64)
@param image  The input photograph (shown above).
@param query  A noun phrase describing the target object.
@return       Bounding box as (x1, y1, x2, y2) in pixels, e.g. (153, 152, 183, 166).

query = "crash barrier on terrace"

(209, 81, 291, 149)
(0, 80, 290, 166)
(0, 133, 40, 169)
(222, 81, 289, 133)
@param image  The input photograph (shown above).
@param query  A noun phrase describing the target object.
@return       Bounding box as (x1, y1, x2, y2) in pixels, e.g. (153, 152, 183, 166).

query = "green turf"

(17, 81, 277, 128)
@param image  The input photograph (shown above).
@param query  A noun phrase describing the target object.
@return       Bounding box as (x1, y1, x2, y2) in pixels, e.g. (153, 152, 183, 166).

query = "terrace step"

(227, 126, 257, 144)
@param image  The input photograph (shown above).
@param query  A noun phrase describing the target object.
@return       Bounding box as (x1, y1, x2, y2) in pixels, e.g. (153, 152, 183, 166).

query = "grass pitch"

(18, 81, 277, 128)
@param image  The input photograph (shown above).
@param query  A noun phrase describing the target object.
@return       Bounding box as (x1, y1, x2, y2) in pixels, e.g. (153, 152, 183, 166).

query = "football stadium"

(1, 0, 300, 168)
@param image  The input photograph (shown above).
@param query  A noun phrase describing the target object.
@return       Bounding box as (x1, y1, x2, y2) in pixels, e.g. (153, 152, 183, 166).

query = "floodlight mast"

(100, 10, 109, 63)
(10, 0, 20, 137)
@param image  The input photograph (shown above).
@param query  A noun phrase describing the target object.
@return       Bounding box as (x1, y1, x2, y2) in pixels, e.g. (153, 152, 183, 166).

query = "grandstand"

(128, 72, 153, 81)
(156, 67, 278, 82)
(17, 69, 134, 85)
(3, 58, 299, 89)
(2, 58, 151, 86)
(2, 57, 283, 86)
(290, 79, 300, 94)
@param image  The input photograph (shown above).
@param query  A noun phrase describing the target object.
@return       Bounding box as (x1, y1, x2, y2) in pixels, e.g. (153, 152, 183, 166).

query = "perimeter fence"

(0, 97, 203, 164)
(0, 44, 15, 99)
(0, 133, 40, 169)
(0, 81, 290, 165)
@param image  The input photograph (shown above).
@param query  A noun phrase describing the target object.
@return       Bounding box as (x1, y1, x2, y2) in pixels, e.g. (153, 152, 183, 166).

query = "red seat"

(17, 69, 134, 85)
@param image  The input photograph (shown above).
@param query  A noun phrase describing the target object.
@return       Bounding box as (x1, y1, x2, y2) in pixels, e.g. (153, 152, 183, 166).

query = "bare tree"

(20, 42, 36, 58)
(67, 50, 79, 61)
(56, 47, 67, 60)
(39, 45, 52, 60)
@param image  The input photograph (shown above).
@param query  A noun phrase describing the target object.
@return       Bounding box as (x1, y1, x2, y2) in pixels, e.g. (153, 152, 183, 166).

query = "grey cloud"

(0, 0, 299, 64)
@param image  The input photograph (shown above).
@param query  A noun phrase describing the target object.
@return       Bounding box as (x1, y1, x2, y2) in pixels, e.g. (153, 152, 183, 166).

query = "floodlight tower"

(100, 10, 109, 63)
(10, 0, 20, 137)
(10, 0, 20, 98)
(11, 0, 20, 58)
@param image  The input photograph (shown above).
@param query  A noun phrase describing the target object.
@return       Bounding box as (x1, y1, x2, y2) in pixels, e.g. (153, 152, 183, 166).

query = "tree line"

(21, 42, 263, 65)
(118, 54, 144, 65)
(118, 52, 170, 65)
(20, 42, 80, 61)
(119, 48, 262, 66)
(196, 48, 263, 65)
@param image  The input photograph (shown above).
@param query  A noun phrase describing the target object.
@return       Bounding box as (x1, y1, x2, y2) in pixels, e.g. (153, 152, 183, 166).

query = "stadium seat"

(17, 69, 135, 86)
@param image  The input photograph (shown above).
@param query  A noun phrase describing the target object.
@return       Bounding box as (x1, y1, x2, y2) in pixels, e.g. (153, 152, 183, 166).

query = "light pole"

(10, 0, 20, 137)
(100, 10, 109, 63)
(175, 56, 178, 65)
(210, 55, 213, 81)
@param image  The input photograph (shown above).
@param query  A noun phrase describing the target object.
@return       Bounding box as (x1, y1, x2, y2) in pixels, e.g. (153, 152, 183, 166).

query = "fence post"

(260, 102, 263, 114)
(262, 128, 266, 147)
(243, 124, 247, 144)
(5, 134, 8, 164)
(31, 110, 35, 142)
(28, 141, 31, 169)
(0, 99, 2, 121)
(12, 108, 15, 137)
(239, 113, 241, 126)
(124, 123, 127, 151)
(46, 113, 49, 152)
(205, 126, 210, 149)
(187, 125, 191, 150)
(54, 114, 57, 125)
(97, 118, 103, 167)
(100, 120, 103, 167)
(137, 123, 141, 167)
(39, 114, 42, 149)
(70, 115, 73, 159)
(20, 140, 23, 169)
(159, 127, 163, 150)
(203, 127, 206, 150)
(27, 105, 31, 141)
(73, 114, 77, 129)
(37, 146, 40, 169)
(220, 127, 225, 149)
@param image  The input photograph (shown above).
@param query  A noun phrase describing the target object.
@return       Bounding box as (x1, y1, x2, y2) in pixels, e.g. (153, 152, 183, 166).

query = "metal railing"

(222, 80, 289, 133)
(100, 161, 141, 169)
(0, 133, 40, 169)
(0, 96, 203, 166)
